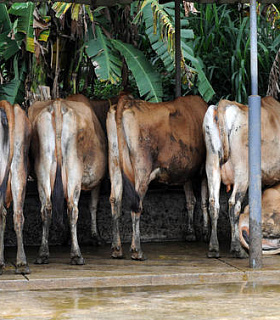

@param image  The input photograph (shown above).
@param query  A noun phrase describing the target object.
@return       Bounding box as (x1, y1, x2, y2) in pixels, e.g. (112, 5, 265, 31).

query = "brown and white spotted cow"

(0, 101, 31, 274)
(239, 183, 280, 255)
(203, 96, 280, 259)
(107, 95, 208, 260)
(28, 97, 106, 265)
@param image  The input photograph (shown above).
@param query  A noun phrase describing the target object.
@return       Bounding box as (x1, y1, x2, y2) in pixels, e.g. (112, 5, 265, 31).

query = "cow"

(106, 94, 208, 260)
(203, 96, 280, 259)
(0, 100, 31, 274)
(66, 94, 118, 135)
(239, 183, 280, 255)
(28, 97, 106, 265)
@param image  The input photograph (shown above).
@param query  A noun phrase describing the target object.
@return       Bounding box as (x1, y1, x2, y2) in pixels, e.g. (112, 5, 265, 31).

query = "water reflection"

(1, 282, 280, 319)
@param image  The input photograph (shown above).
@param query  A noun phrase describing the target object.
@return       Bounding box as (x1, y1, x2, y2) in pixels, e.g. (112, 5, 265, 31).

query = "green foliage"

(0, 59, 26, 104)
(112, 39, 163, 102)
(8, 2, 35, 53)
(135, 0, 214, 102)
(188, 3, 280, 104)
(86, 25, 122, 84)
(90, 79, 124, 100)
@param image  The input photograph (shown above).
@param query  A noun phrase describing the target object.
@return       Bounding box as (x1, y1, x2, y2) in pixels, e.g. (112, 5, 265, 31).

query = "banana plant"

(0, 3, 50, 104)
(134, 0, 215, 102)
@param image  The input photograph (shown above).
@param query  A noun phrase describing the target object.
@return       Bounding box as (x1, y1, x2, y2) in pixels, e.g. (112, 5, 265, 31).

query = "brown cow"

(66, 94, 118, 135)
(28, 97, 106, 264)
(0, 101, 31, 274)
(203, 96, 280, 259)
(239, 183, 280, 255)
(107, 95, 208, 260)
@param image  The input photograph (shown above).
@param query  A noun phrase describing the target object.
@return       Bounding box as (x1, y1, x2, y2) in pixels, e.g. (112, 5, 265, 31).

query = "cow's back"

(260, 97, 280, 184)
(118, 95, 208, 185)
(29, 99, 107, 191)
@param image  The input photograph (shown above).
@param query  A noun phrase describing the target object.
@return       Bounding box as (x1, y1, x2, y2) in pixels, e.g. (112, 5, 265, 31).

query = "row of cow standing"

(0, 93, 280, 275)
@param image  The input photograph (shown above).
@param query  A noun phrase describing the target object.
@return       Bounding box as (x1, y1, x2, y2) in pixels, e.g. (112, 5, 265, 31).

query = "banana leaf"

(111, 39, 163, 102)
(85, 25, 122, 84)
(8, 2, 35, 53)
(0, 59, 27, 105)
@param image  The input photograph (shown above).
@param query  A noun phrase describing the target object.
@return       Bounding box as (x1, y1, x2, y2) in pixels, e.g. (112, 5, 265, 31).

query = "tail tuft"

(242, 229, 250, 246)
(51, 164, 65, 229)
(122, 173, 140, 212)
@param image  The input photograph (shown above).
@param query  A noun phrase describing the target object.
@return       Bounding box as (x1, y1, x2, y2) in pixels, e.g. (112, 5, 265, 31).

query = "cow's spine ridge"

(52, 100, 65, 228)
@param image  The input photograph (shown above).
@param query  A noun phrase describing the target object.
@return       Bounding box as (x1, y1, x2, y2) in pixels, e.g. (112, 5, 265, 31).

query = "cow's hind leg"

(229, 183, 248, 259)
(130, 177, 149, 261)
(0, 205, 6, 274)
(110, 184, 123, 259)
(206, 154, 221, 258)
(201, 177, 209, 242)
(184, 181, 197, 241)
(13, 207, 29, 274)
(67, 198, 85, 265)
(89, 185, 103, 245)
(35, 195, 52, 264)
(11, 160, 30, 274)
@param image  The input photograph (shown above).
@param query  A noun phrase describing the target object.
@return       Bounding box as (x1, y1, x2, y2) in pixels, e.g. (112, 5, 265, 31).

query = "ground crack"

(217, 257, 246, 273)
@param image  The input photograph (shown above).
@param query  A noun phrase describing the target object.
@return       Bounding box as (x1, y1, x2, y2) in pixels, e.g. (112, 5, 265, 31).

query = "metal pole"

(175, 0, 181, 98)
(249, 0, 262, 269)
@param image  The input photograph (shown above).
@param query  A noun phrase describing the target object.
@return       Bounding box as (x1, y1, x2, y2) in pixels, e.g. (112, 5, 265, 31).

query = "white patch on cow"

(107, 109, 123, 198)
(203, 105, 222, 154)
(224, 104, 240, 134)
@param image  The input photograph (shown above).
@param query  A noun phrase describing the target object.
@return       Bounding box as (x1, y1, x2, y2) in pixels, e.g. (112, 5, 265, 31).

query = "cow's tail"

(0, 105, 12, 207)
(122, 172, 141, 213)
(239, 209, 250, 252)
(116, 96, 141, 213)
(216, 100, 230, 164)
(51, 100, 65, 229)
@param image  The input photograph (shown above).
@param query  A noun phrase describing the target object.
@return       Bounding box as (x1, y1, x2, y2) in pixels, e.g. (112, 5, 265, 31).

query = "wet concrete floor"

(1, 242, 280, 319)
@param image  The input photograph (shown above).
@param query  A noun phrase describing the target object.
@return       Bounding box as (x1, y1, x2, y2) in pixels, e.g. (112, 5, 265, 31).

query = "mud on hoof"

(71, 256, 85, 265)
(34, 256, 49, 264)
(130, 248, 147, 261)
(111, 246, 124, 259)
(207, 250, 220, 258)
(15, 264, 30, 275)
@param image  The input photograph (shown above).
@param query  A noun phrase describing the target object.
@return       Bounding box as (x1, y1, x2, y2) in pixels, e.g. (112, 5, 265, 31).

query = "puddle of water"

(0, 281, 280, 319)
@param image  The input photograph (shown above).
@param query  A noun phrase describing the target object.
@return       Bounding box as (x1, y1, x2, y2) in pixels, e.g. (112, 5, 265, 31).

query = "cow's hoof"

(15, 264, 30, 275)
(34, 256, 49, 264)
(131, 249, 146, 261)
(186, 234, 196, 242)
(111, 247, 123, 259)
(71, 256, 85, 265)
(207, 250, 220, 258)
(231, 248, 248, 259)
